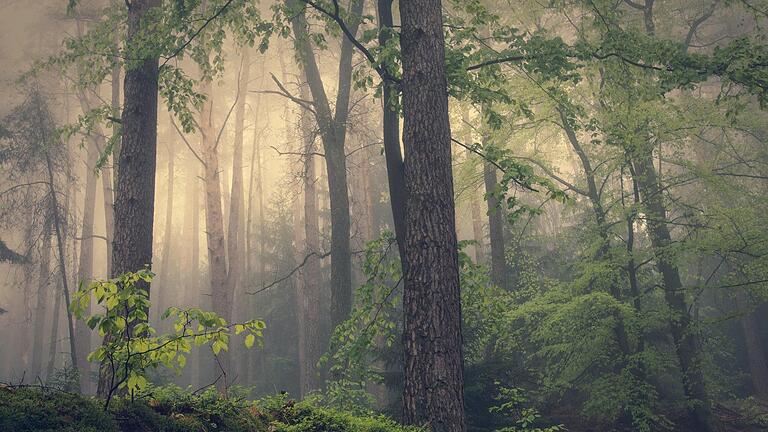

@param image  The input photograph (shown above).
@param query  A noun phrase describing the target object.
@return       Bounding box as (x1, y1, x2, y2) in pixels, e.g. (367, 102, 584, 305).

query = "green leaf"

(244, 334, 255, 349)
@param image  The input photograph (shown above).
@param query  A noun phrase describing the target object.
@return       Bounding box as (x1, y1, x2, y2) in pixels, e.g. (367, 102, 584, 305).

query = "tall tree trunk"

(377, 0, 407, 268)
(482, 160, 506, 290)
(400, 1, 466, 430)
(97, 0, 161, 398)
(298, 85, 322, 396)
(75, 128, 98, 393)
(157, 142, 175, 323)
(735, 288, 768, 400)
(31, 218, 52, 379)
(288, 0, 364, 329)
(632, 150, 713, 431)
(199, 77, 231, 393)
(461, 109, 484, 264)
(228, 49, 250, 384)
(44, 152, 79, 390)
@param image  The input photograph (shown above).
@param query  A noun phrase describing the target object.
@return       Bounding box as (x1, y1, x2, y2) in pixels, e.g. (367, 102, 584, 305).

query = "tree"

(98, 0, 161, 398)
(400, 0, 466, 430)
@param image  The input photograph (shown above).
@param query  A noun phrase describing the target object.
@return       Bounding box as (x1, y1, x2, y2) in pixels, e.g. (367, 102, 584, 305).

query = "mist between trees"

(1, 1, 768, 431)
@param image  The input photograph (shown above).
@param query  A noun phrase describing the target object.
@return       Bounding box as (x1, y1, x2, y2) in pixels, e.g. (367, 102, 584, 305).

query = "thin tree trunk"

(632, 150, 713, 431)
(377, 0, 406, 268)
(400, 0, 466, 429)
(461, 108, 484, 264)
(158, 141, 174, 322)
(44, 152, 79, 389)
(31, 218, 52, 379)
(199, 76, 231, 393)
(482, 160, 506, 290)
(45, 275, 63, 380)
(97, 0, 161, 398)
(75, 127, 98, 393)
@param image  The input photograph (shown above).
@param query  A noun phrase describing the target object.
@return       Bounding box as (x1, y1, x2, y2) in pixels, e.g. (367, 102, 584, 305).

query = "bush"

(0, 384, 419, 432)
(0, 386, 117, 432)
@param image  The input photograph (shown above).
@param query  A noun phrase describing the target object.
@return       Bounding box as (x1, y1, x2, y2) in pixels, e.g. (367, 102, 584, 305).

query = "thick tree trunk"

(632, 150, 713, 431)
(400, 1, 466, 430)
(31, 218, 52, 379)
(97, 0, 160, 398)
(735, 288, 768, 400)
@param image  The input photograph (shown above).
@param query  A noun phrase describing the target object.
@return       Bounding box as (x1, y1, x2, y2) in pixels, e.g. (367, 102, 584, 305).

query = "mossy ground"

(0, 385, 420, 432)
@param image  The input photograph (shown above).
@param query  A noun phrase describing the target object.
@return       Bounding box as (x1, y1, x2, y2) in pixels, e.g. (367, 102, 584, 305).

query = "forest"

(0, 0, 767, 431)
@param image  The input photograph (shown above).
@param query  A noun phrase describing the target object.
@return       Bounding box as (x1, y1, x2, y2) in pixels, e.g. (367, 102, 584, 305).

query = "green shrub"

(0, 386, 117, 432)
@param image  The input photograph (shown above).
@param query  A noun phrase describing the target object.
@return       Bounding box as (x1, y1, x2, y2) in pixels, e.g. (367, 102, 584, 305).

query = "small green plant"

(71, 270, 265, 407)
(489, 384, 565, 432)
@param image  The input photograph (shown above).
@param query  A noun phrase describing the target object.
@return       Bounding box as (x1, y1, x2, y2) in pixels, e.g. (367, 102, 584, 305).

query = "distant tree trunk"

(31, 218, 52, 379)
(400, 0, 466, 430)
(377, 0, 406, 268)
(158, 141, 175, 321)
(482, 159, 506, 290)
(45, 275, 63, 380)
(735, 288, 768, 400)
(632, 150, 713, 432)
(44, 152, 79, 390)
(461, 109, 484, 264)
(75, 127, 98, 392)
(199, 76, 231, 393)
(298, 85, 322, 396)
(97, 0, 161, 398)
(288, 0, 364, 329)
(186, 163, 202, 389)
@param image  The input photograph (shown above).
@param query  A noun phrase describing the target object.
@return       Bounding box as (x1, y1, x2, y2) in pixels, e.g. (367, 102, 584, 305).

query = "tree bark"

(157, 141, 175, 322)
(400, 0, 466, 429)
(482, 160, 506, 290)
(632, 150, 713, 431)
(98, 0, 161, 398)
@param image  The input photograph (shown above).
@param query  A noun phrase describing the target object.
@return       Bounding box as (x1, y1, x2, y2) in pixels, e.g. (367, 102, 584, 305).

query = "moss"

(0, 386, 117, 432)
(0, 385, 418, 432)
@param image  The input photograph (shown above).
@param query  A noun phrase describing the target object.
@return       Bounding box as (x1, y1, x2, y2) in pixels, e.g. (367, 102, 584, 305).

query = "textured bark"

(377, 0, 407, 268)
(632, 151, 713, 431)
(288, 0, 364, 329)
(97, 0, 161, 398)
(31, 218, 52, 379)
(400, 0, 466, 430)
(735, 288, 768, 399)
